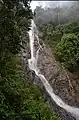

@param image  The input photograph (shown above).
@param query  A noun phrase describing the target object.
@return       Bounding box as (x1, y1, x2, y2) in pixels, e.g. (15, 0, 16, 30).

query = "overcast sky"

(30, 1, 46, 10)
(30, 1, 75, 11)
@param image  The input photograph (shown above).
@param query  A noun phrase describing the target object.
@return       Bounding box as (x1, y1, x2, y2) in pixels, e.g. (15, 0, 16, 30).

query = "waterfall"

(28, 20, 79, 120)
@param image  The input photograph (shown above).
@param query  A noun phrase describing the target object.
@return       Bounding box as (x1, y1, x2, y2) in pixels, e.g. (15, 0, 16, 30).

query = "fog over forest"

(31, 1, 75, 10)
(31, 1, 79, 26)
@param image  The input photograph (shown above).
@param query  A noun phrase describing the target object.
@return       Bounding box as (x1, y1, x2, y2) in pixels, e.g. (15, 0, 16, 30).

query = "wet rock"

(38, 42, 79, 106)
(21, 37, 79, 120)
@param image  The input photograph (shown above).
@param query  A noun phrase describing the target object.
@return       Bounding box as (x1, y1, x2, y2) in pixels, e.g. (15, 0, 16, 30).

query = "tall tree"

(0, 0, 33, 56)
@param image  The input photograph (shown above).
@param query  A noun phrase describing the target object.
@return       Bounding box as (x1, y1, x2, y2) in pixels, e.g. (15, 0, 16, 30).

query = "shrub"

(77, 33, 79, 39)
(0, 56, 57, 120)
(56, 33, 79, 69)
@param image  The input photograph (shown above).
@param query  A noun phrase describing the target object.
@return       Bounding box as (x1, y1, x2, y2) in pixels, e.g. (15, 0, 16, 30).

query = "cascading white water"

(28, 20, 79, 120)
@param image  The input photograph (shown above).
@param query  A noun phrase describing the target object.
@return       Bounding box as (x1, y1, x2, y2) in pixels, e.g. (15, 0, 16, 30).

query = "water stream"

(28, 20, 79, 120)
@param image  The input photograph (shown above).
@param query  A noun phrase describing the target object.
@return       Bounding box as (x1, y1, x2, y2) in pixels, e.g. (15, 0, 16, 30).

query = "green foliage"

(0, 56, 57, 120)
(77, 33, 79, 39)
(0, 1, 57, 120)
(40, 21, 79, 68)
(56, 34, 79, 69)
(40, 23, 62, 48)
(0, 0, 33, 56)
(55, 21, 79, 34)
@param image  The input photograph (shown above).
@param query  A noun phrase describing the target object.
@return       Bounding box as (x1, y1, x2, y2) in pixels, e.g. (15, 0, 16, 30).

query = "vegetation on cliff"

(0, 56, 57, 120)
(56, 34, 79, 69)
(34, 1, 79, 70)
(0, 0, 57, 119)
(40, 21, 79, 70)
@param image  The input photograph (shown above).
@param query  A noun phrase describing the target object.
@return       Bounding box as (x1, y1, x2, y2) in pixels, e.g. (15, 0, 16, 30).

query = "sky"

(30, 1, 46, 10)
(30, 1, 75, 11)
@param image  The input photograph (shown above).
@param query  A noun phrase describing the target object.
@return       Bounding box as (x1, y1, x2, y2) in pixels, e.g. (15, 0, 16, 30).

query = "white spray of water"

(28, 20, 79, 120)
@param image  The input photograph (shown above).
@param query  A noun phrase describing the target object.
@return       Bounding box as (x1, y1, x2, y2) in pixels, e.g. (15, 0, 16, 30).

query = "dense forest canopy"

(34, 1, 79, 27)
(0, 0, 33, 56)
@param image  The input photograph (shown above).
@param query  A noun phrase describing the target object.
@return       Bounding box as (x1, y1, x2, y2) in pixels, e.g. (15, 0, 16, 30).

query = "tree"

(0, 0, 33, 56)
(56, 34, 79, 69)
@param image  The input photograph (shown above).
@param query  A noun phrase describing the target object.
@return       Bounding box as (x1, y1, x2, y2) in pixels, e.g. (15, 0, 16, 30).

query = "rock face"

(38, 40, 79, 107)
(33, 38, 79, 120)
(21, 37, 79, 120)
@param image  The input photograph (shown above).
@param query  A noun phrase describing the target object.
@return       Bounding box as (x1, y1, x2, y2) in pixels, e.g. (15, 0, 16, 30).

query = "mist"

(31, 1, 79, 27)
(30, 1, 76, 10)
